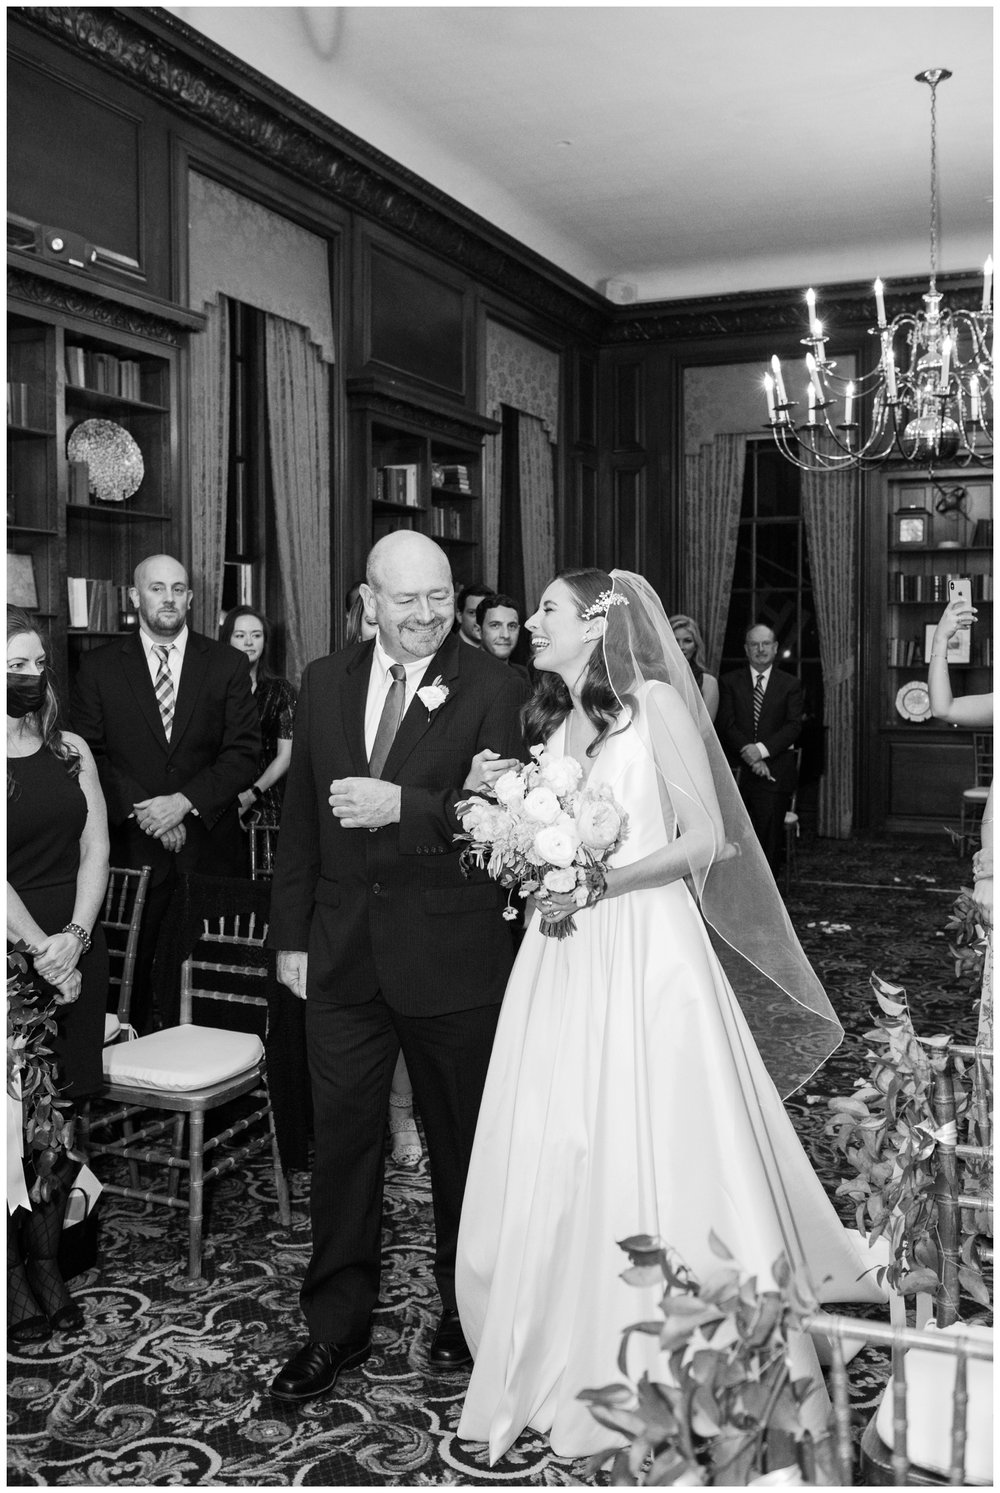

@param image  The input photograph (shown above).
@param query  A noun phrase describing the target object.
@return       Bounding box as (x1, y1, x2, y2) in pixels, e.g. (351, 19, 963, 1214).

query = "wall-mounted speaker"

(40, 226, 96, 269)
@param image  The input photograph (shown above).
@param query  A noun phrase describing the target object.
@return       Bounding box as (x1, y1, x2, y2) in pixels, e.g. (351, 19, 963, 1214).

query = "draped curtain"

(802, 467, 859, 838)
(482, 428, 502, 585)
(683, 433, 747, 674)
(485, 321, 559, 599)
(518, 414, 555, 614)
(188, 171, 335, 669)
(188, 295, 230, 635)
(264, 315, 331, 686)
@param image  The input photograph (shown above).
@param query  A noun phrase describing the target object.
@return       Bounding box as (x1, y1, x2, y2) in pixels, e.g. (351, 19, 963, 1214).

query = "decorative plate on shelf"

(895, 680, 932, 722)
(66, 419, 143, 504)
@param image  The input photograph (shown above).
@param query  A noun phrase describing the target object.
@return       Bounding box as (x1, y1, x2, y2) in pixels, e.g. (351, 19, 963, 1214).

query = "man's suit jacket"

(268, 632, 530, 1017)
(716, 665, 803, 795)
(71, 629, 260, 881)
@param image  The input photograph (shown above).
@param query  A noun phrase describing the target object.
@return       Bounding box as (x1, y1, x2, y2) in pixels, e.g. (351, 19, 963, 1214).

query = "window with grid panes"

(721, 439, 825, 796)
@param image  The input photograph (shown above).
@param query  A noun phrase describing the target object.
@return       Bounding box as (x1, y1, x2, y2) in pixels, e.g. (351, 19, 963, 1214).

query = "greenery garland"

(7, 949, 84, 1204)
(825, 973, 989, 1308)
(581, 1233, 830, 1485)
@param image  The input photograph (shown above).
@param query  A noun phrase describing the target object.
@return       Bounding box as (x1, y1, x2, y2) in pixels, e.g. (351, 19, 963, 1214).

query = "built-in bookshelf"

(883, 480, 993, 696)
(349, 375, 499, 591)
(867, 468, 993, 831)
(7, 274, 196, 683)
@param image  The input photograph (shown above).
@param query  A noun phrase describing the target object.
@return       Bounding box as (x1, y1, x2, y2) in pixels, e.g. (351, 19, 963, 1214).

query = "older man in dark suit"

(716, 622, 802, 877)
(71, 553, 260, 1030)
(268, 530, 529, 1404)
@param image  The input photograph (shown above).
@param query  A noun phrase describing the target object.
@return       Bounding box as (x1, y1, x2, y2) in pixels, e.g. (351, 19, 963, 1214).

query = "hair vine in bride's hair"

(581, 590, 629, 622)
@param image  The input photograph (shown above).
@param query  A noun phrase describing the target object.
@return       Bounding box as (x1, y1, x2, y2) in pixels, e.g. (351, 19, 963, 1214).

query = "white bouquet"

(456, 744, 629, 939)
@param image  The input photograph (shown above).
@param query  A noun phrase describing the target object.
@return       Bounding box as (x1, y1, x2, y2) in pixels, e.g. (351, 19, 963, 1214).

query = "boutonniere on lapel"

(416, 677, 450, 718)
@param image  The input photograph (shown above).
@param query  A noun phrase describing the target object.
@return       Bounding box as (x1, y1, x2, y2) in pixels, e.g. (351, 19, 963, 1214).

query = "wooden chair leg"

(187, 1110, 205, 1282)
(267, 1103, 292, 1228)
(122, 1115, 142, 1190)
(167, 1113, 185, 1201)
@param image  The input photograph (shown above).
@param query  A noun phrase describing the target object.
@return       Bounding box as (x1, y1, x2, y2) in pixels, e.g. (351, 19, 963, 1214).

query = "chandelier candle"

(763, 68, 992, 474)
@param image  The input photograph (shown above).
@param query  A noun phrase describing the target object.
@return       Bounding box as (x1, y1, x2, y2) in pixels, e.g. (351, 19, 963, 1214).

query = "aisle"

(7, 833, 979, 1487)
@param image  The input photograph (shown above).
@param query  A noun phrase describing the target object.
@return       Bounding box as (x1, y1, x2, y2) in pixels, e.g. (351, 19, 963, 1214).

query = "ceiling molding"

(604, 274, 986, 346)
(17, 6, 611, 341)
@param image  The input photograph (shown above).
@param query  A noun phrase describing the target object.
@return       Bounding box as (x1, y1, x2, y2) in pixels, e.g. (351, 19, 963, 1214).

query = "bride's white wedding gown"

(455, 708, 883, 1463)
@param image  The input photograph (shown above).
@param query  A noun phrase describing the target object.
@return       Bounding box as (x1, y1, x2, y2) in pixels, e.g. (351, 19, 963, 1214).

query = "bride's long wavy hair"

(522, 568, 632, 755)
(7, 605, 80, 798)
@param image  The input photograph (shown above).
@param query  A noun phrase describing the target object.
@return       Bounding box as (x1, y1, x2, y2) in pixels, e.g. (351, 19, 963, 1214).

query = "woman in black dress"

(7, 606, 110, 1344)
(220, 608, 297, 831)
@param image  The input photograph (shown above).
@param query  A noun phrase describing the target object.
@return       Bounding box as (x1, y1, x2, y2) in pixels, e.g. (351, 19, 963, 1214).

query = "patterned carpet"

(7, 831, 986, 1487)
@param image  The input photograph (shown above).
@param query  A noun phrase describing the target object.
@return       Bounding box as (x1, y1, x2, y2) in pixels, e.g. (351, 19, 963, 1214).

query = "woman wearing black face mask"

(7, 605, 110, 1347)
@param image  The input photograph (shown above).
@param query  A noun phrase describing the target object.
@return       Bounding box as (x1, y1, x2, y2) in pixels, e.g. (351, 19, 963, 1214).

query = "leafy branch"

(942, 887, 988, 988)
(580, 1232, 829, 1485)
(7, 949, 84, 1204)
(825, 973, 988, 1308)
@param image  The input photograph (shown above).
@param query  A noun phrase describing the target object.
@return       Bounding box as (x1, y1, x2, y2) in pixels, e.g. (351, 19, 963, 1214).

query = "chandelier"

(765, 69, 992, 473)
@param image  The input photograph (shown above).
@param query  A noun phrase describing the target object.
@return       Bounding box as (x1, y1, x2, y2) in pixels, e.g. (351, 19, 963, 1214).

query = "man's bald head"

(361, 532, 454, 664)
(130, 554, 192, 640)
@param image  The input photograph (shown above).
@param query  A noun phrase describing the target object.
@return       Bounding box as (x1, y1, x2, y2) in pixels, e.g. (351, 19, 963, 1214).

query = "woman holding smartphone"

(928, 592, 992, 1048)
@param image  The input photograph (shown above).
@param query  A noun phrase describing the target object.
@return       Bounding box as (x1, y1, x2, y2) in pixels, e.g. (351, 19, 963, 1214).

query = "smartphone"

(948, 576, 973, 628)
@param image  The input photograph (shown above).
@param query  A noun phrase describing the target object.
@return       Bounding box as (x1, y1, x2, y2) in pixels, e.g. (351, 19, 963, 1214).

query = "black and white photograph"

(6, 7, 993, 1488)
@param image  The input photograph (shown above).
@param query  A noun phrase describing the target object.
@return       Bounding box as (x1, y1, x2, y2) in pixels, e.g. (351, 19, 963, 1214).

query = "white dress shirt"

(139, 624, 189, 690)
(364, 637, 437, 762)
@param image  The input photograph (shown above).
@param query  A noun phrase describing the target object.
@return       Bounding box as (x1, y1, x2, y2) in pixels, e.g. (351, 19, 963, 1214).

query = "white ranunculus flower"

(533, 824, 578, 868)
(543, 867, 577, 893)
(538, 752, 583, 797)
(493, 770, 526, 807)
(522, 785, 562, 825)
(576, 795, 624, 850)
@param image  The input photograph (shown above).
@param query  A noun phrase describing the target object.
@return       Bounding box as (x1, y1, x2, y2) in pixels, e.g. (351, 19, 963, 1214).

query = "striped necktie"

(752, 671, 766, 734)
(154, 644, 175, 740)
(369, 664, 406, 778)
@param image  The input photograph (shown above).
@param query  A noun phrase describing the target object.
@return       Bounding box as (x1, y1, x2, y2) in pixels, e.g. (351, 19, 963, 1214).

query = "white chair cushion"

(963, 786, 990, 803)
(103, 1024, 264, 1091)
(874, 1322, 993, 1483)
(104, 1013, 122, 1044)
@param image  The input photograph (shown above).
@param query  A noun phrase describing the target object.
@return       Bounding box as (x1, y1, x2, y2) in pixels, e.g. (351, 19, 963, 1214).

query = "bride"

(455, 567, 883, 1464)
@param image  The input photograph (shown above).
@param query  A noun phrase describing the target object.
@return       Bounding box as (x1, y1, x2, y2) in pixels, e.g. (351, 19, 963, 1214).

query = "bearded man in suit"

(71, 554, 260, 1031)
(716, 622, 802, 876)
(268, 530, 529, 1403)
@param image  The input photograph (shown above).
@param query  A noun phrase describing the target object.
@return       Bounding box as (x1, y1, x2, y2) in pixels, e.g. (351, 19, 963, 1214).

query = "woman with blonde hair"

(668, 613, 719, 720)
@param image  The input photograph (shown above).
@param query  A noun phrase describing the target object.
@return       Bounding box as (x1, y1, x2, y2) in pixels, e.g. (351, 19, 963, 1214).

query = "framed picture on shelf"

(924, 623, 971, 665)
(892, 507, 932, 547)
(6, 552, 38, 609)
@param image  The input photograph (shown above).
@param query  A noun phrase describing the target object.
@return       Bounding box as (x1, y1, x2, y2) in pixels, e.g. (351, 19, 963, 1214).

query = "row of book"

(374, 464, 420, 506)
(890, 572, 993, 603)
(887, 636, 993, 667)
(67, 578, 136, 631)
(434, 463, 471, 492)
(427, 507, 468, 540)
(7, 381, 35, 427)
(65, 345, 145, 401)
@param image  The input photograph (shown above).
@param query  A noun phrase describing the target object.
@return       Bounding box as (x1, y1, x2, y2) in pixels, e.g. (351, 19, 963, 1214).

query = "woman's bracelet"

(250, 784, 264, 802)
(62, 922, 92, 953)
(929, 651, 950, 660)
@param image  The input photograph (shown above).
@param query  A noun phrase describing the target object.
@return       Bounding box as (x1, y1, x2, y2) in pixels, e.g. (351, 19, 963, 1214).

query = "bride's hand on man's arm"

(463, 749, 520, 794)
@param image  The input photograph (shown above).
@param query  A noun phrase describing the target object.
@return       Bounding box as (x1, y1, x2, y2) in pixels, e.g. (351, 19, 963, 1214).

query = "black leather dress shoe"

(270, 1336, 371, 1402)
(428, 1308, 472, 1368)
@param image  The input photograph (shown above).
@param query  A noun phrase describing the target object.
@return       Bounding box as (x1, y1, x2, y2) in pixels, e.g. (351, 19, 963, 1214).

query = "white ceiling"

(166, 5, 994, 305)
